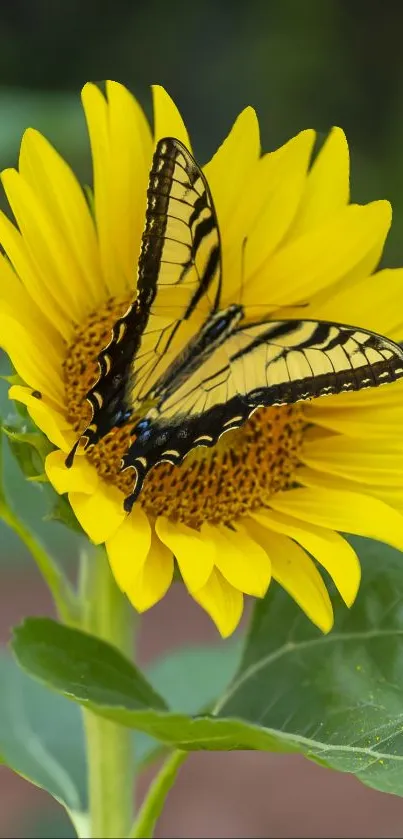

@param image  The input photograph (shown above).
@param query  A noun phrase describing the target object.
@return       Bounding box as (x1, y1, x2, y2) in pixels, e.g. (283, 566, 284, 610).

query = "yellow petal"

(307, 267, 403, 337)
(203, 522, 271, 597)
(308, 376, 403, 411)
(155, 516, 215, 592)
(0, 251, 63, 346)
(45, 449, 99, 495)
(204, 106, 260, 231)
(106, 505, 151, 591)
(306, 401, 403, 439)
(0, 313, 65, 406)
(106, 81, 153, 294)
(270, 485, 403, 553)
(69, 483, 126, 544)
(250, 509, 360, 607)
(18, 128, 103, 307)
(297, 465, 403, 522)
(124, 529, 174, 612)
(223, 130, 315, 305)
(152, 85, 190, 148)
(287, 127, 349, 238)
(81, 82, 116, 296)
(9, 385, 74, 452)
(0, 210, 72, 340)
(247, 522, 333, 632)
(244, 200, 391, 308)
(301, 435, 403, 487)
(192, 568, 244, 638)
(1, 168, 94, 325)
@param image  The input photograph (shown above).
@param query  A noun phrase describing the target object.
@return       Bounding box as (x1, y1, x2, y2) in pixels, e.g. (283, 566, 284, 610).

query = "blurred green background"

(1, 1, 403, 836)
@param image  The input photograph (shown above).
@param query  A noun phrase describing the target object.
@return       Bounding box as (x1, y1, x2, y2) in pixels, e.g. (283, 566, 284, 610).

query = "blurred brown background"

(2, 1, 403, 836)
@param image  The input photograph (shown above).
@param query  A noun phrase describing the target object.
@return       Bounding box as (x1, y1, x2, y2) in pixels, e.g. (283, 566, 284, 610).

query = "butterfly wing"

(67, 137, 221, 459)
(121, 317, 403, 510)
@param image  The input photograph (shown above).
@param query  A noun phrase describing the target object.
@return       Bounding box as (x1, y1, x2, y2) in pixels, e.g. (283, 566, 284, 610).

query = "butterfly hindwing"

(121, 316, 403, 510)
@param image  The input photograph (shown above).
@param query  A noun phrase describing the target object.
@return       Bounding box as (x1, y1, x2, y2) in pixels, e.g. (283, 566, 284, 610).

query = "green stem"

(129, 750, 188, 839)
(80, 549, 135, 838)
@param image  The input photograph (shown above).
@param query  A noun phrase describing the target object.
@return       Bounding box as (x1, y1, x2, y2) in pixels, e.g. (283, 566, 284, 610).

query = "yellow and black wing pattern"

(66, 137, 221, 461)
(66, 134, 403, 514)
(122, 316, 403, 510)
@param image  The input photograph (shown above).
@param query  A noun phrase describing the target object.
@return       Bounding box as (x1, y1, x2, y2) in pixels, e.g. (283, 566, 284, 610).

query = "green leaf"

(44, 493, 84, 535)
(12, 618, 168, 713)
(12, 543, 403, 799)
(135, 639, 243, 767)
(0, 651, 86, 818)
(2, 406, 84, 536)
(147, 640, 243, 714)
(3, 423, 53, 481)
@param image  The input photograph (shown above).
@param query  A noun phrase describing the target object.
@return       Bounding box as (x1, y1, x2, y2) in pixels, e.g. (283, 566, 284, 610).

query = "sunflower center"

(63, 297, 305, 529)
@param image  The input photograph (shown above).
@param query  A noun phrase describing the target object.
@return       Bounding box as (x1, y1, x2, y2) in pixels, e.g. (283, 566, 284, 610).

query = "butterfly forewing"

(67, 138, 222, 455)
(127, 138, 222, 411)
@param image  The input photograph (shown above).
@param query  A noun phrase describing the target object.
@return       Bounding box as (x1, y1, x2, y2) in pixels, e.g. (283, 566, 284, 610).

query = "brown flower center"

(63, 297, 305, 528)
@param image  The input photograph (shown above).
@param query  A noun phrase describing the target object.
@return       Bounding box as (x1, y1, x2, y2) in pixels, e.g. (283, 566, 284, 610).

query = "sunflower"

(1, 80, 403, 637)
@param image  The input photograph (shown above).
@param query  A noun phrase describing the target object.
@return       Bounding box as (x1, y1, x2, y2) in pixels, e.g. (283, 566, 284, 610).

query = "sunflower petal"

(222, 130, 315, 306)
(45, 449, 99, 495)
(245, 200, 391, 307)
(301, 435, 403, 487)
(124, 529, 174, 612)
(1, 168, 94, 325)
(0, 251, 63, 346)
(305, 401, 403, 439)
(106, 81, 153, 294)
(250, 509, 360, 607)
(155, 516, 215, 592)
(69, 484, 125, 544)
(247, 522, 333, 632)
(307, 267, 403, 338)
(152, 85, 190, 148)
(81, 82, 115, 295)
(270, 486, 403, 554)
(192, 568, 244, 638)
(204, 106, 260, 231)
(106, 505, 151, 591)
(1, 314, 65, 406)
(202, 522, 271, 597)
(9, 385, 74, 452)
(288, 127, 349, 238)
(18, 128, 103, 307)
(0, 210, 72, 339)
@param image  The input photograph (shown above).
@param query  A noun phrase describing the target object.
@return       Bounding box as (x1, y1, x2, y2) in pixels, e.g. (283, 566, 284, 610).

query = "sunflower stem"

(128, 749, 188, 838)
(80, 548, 135, 838)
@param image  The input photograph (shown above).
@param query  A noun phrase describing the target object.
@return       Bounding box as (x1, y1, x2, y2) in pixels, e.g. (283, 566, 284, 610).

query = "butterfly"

(66, 136, 403, 512)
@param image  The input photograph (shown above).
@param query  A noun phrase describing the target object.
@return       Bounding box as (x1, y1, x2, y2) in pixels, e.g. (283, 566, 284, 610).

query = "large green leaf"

(12, 618, 168, 712)
(147, 640, 243, 714)
(12, 541, 403, 798)
(135, 639, 243, 766)
(0, 651, 86, 820)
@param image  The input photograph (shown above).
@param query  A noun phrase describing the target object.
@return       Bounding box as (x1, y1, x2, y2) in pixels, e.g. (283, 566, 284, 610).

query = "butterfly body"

(66, 136, 403, 512)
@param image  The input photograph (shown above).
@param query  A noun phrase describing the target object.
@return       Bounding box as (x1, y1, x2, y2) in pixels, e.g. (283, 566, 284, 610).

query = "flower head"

(1, 81, 403, 636)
